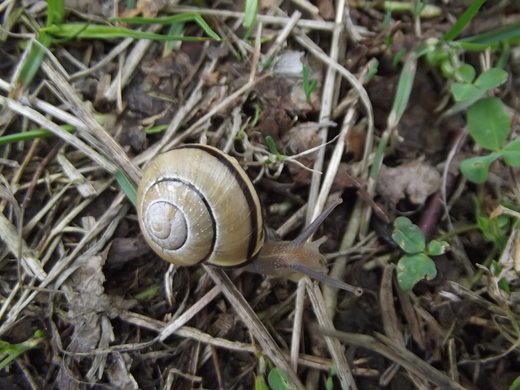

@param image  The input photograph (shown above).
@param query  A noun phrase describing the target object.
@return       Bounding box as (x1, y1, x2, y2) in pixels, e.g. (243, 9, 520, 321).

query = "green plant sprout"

(302, 65, 318, 103)
(392, 217, 448, 292)
(265, 136, 287, 164)
(243, 0, 259, 39)
(0, 330, 45, 370)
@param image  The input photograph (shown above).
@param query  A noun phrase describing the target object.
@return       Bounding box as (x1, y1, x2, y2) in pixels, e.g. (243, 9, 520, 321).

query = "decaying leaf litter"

(0, 0, 519, 389)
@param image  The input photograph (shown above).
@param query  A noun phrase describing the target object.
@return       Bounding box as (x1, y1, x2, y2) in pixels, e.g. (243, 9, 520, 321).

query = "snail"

(137, 144, 362, 295)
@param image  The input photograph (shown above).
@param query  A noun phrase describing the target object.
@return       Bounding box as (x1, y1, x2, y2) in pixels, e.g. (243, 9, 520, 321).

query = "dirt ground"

(1, 1, 520, 389)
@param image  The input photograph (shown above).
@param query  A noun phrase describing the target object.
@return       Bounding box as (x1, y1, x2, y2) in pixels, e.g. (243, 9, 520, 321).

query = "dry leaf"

(377, 160, 441, 206)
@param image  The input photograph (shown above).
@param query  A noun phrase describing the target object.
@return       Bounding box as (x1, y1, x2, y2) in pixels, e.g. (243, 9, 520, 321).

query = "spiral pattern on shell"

(137, 144, 264, 267)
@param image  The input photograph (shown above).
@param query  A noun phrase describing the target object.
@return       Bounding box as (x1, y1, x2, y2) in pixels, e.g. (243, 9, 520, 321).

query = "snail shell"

(137, 144, 264, 267)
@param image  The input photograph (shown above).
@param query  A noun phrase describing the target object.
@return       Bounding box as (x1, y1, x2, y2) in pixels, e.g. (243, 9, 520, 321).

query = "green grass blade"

(17, 33, 53, 90)
(42, 23, 213, 41)
(164, 22, 186, 53)
(0, 125, 76, 145)
(451, 41, 498, 51)
(387, 54, 417, 129)
(442, 0, 485, 41)
(457, 23, 520, 45)
(46, 0, 65, 26)
(244, 0, 258, 28)
(110, 13, 220, 40)
(116, 170, 137, 206)
(144, 125, 168, 134)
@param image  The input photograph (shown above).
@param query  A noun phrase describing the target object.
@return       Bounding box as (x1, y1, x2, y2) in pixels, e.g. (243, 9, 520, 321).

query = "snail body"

(137, 144, 362, 295)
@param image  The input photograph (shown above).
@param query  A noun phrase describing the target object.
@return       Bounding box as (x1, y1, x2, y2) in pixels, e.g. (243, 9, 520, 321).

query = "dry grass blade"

(0, 212, 45, 280)
(41, 62, 141, 184)
(2, 1, 518, 388)
(322, 330, 466, 390)
(203, 266, 305, 389)
(307, 282, 357, 389)
(0, 96, 116, 173)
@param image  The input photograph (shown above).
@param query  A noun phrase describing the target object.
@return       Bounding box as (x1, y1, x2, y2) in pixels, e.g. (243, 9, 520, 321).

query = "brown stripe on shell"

(176, 144, 262, 262)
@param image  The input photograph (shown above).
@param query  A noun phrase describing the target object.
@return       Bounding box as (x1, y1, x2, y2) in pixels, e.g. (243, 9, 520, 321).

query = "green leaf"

(427, 240, 449, 256)
(467, 97, 511, 150)
(455, 64, 476, 83)
(450, 82, 481, 102)
(255, 376, 269, 390)
(477, 215, 509, 250)
(443, 89, 485, 117)
(425, 46, 448, 67)
(509, 375, 520, 390)
(392, 217, 425, 254)
(474, 68, 508, 90)
(326, 376, 333, 390)
(397, 253, 437, 293)
(440, 58, 456, 79)
(268, 368, 291, 390)
(460, 153, 501, 184)
(503, 137, 520, 167)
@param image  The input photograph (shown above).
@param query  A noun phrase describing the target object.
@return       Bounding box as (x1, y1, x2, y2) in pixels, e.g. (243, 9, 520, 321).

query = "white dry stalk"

(223, 106, 243, 153)
(120, 310, 338, 370)
(57, 47, 89, 71)
(289, 0, 320, 16)
(249, 22, 263, 83)
(0, 96, 117, 173)
(159, 285, 222, 342)
(304, 0, 345, 227)
(313, 108, 358, 223)
(0, 213, 46, 280)
(70, 38, 134, 81)
(39, 180, 112, 255)
(293, 34, 375, 175)
(288, 3, 358, 387)
(56, 153, 97, 198)
(307, 281, 357, 389)
(203, 266, 304, 389)
(0, 79, 88, 130)
(41, 61, 141, 183)
(22, 183, 72, 235)
(167, 6, 362, 33)
(165, 72, 273, 150)
(86, 315, 114, 382)
(264, 11, 302, 61)
(104, 24, 163, 102)
(291, 278, 306, 371)
(0, 195, 128, 336)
